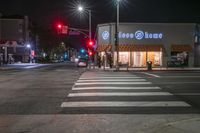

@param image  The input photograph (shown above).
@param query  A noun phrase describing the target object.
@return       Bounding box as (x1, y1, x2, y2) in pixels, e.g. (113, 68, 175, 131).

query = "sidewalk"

(0, 63, 49, 70)
(91, 66, 200, 71)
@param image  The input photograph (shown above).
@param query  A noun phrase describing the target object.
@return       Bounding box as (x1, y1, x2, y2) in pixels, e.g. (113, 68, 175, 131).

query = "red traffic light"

(88, 41, 94, 47)
(88, 51, 93, 56)
(57, 24, 62, 29)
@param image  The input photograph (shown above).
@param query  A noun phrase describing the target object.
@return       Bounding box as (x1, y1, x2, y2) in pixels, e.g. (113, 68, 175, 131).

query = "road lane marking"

(77, 79, 146, 82)
(24, 66, 39, 69)
(75, 82, 152, 85)
(142, 72, 160, 78)
(72, 86, 161, 90)
(79, 77, 141, 80)
(61, 101, 190, 107)
(175, 93, 200, 96)
(68, 92, 172, 97)
(156, 82, 200, 84)
(163, 76, 200, 78)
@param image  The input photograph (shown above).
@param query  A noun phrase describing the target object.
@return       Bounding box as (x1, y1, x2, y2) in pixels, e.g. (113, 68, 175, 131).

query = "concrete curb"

(90, 67, 200, 72)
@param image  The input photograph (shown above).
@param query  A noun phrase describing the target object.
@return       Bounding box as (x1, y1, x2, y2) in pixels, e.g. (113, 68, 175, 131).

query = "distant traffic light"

(88, 51, 93, 56)
(87, 40, 94, 47)
(80, 48, 85, 53)
(57, 24, 62, 29)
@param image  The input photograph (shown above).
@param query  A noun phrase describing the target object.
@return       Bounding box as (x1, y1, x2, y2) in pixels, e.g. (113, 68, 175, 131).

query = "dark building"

(0, 14, 33, 64)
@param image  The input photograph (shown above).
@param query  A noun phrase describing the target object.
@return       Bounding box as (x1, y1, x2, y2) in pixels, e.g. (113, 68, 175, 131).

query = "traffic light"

(88, 51, 93, 56)
(86, 40, 94, 57)
(56, 23, 63, 34)
(87, 40, 94, 48)
(57, 24, 62, 29)
(80, 48, 85, 54)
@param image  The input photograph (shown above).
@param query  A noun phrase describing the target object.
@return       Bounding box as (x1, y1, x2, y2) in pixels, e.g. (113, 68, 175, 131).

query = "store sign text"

(118, 30, 163, 40)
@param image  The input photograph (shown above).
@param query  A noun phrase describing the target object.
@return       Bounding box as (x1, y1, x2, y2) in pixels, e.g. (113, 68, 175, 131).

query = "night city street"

(1, 0, 200, 132)
(0, 62, 200, 133)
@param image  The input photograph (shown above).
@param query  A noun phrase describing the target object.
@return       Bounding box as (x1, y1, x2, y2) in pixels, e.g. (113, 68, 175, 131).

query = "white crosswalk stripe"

(79, 77, 141, 80)
(77, 79, 146, 82)
(72, 86, 161, 90)
(68, 92, 173, 97)
(61, 101, 190, 107)
(75, 82, 151, 85)
(61, 72, 191, 109)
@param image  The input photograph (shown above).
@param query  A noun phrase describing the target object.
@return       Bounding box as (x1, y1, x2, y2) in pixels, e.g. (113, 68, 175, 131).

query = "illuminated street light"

(78, 6, 83, 12)
(78, 5, 93, 68)
(77, 5, 91, 41)
(26, 44, 31, 63)
(26, 44, 31, 48)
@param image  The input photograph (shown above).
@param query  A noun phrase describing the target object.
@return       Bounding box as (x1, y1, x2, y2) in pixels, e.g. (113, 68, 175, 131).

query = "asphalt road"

(134, 71, 200, 112)
(0, 62, 85, 115)
(0, 64, 200, 133)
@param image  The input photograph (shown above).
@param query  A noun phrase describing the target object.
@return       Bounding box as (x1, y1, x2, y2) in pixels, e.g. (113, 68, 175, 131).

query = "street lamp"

(26, 44, 31, 63)
(115, 0, 121, 71)
(26, 44, 31, 48)
(77, 5, 92, 41)
(78, 5, 93, 68)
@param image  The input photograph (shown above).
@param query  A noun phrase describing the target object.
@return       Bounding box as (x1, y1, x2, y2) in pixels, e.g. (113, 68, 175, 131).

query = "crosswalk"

(61, 72, 193, 114)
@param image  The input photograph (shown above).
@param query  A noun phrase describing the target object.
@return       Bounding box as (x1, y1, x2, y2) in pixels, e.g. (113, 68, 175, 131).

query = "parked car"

(77, 58, 88, 67)
(167, 60, 184, 67)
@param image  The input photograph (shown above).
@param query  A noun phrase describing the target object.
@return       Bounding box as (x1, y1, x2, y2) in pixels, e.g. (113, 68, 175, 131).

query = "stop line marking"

(141, 72, 161, 78)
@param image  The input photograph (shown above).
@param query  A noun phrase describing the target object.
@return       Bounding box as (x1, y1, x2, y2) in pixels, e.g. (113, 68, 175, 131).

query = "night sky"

(0, 0, 200, 48)
(1, 0, 200, 27)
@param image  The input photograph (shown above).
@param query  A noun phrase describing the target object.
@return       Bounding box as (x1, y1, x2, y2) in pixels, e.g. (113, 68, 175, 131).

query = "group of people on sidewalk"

(97, 54, 113, 68)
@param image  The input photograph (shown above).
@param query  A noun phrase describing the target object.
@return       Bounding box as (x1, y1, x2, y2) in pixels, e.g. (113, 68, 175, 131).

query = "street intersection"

(0, 63, 200, 133)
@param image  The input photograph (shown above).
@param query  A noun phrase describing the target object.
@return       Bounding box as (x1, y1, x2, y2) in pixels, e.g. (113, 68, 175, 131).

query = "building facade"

(0, 15, 32, 64)
(96, 23, 200, 67)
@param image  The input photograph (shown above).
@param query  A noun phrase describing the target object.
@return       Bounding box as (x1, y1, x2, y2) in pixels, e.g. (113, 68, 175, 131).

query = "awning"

(96, 45, 112, 52)
(171, 45, 192, 52)
(119, 45, 163, 51)
(97, 44, 163, 52)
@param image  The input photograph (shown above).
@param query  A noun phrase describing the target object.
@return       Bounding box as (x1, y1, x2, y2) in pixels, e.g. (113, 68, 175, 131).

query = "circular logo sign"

(102, 31, 109, 40)
(135, 30, 144, 40)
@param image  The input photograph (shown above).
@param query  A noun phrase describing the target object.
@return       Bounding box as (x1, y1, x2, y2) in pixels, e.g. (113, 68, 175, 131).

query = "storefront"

(96, 23, 198, 67)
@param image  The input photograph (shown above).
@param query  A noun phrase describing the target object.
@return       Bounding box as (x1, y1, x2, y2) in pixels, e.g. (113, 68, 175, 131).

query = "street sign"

(62, 26, 68, 34)
(69, 31, 80, 36)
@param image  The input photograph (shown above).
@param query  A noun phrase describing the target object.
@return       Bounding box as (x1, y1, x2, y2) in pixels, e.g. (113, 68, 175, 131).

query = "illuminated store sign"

(118, 30, 163, 40)
(102, 30, 163, 40)
(102, 31, 110, 40)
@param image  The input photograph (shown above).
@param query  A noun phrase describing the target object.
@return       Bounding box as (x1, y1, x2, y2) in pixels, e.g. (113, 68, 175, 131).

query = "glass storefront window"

(147, 52, 162, 66)
(113, 51, 163, 67)
(133, 52, 147, 67)
(119, 52, 129, 64)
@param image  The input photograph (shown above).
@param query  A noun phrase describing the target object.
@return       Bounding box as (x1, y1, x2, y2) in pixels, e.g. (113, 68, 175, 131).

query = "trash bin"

(147, 61, 152, 70)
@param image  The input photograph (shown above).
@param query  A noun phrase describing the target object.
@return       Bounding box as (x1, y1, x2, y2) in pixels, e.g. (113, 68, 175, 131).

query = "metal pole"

(116, 2, 120, 71)
(89, 10, 92, 41)
(88, 10, 94, 69)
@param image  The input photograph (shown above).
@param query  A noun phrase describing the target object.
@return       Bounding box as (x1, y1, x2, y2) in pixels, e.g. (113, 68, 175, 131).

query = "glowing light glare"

(78, 6, 83, 12)
(89, 41, 93, 46)
(80, 49, 85, 53)
(26, 44, 31, 48)
(57, 24, 62, 29)
(89, 51, 93, 56)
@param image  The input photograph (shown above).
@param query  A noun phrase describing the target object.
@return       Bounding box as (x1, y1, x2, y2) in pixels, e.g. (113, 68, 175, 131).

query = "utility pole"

(115, 0, 120, 71)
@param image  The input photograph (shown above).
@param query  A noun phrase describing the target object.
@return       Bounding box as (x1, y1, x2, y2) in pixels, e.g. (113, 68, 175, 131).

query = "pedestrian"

(97, 55, 101, 68)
